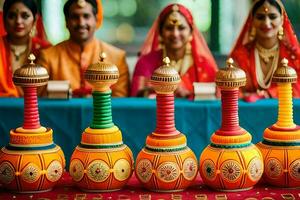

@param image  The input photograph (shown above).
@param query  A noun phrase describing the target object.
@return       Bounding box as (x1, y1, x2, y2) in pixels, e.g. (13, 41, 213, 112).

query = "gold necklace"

(10, 44, 27, 61)
(255, 42, 279, 64)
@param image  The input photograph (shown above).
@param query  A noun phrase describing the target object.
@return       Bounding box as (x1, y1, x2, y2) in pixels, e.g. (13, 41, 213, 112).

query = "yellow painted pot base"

(16, 126, 47, 133)
(199, 144, 263, 191)
(0, 145, 65, 193)
(257, 142, 300, 188)
(69, 144, 134, 191)
(263, 127, 300, 142)
(135, 146, 198, 192)
(81, 126, 122, 145)
(211, 131, 251, 146)
(9, 128, 53, 146)
(146, 133, 187, 148)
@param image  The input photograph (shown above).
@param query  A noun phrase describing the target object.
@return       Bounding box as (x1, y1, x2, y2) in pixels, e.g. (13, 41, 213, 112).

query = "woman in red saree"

(230, 0, 300, 101)
(131, 3, 217, 98)
(0, 0, 50, 97)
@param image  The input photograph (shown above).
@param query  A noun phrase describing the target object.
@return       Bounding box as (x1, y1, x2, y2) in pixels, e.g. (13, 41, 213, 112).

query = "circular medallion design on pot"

(266, 158, 283, 179)
(248, 157, 263, 181)
(289, 159, 300, 180)
(46, 160, 63, 182)
(0, 162, 15, 184)
(220, 160, 242, 182)
(182, 158, 197, 180)
(157, 162, 180, 183)
(136, 159, 153, 183)
(69, 159, 85, 182)
(87, 160, 110, 182)
(201, 159, 216, 181)
(113, 159, 131, 181)
(21, 163, 41, 183)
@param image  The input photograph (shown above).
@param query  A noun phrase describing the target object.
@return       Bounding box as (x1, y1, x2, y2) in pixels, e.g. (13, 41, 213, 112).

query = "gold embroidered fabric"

(254, 43, 279, 89)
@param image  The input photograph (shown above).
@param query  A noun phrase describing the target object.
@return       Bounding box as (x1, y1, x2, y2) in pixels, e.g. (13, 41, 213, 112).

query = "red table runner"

(0, 173, 299, 200)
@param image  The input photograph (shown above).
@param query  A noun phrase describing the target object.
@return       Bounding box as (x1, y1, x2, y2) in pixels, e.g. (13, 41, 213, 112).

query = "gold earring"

(249, 26, 256, 41)
(158, 35, 163, 44)
(158, 35, 165, 49)
(185, 41, 192, 54)
(278, 26, 284, 40)
(30, 26, 36, 37)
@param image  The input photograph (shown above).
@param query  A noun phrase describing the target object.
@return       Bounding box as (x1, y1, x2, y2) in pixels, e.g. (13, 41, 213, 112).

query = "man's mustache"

(74, 25, 89, 30)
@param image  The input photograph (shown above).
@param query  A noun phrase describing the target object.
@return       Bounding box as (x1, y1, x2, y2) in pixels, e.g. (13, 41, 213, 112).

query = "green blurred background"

(38, 0, 300, 55)
(1, 0, 299, 66)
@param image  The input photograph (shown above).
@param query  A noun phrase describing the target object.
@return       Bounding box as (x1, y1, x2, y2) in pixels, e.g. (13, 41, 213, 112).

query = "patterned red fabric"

(131, 3, 217, 98)
(1, 173, 300, 200)
(229, 0, 300, 98)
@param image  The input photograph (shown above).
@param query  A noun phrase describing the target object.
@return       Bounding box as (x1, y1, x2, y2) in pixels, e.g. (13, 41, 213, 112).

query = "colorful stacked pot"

(257, 58, 300, 187)
(199, 58, 263, 191)
(0, 54, 65, 193)
(135, 57, 198, 192)
(69, 53, 133, 192)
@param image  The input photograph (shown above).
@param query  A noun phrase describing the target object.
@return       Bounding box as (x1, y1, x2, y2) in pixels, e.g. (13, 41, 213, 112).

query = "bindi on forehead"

(256, 3, 280, 15)
(263, 6, 269, 13)
(9, 9, 31, 15)
(165, 5, 183, 27)
(9, 3, 32, 14)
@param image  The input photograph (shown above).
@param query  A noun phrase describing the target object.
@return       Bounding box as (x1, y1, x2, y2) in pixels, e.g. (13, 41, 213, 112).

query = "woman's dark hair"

(3, 0, 38, 20)
(252, 0, 282, 16)
(63, 0, 97, 19)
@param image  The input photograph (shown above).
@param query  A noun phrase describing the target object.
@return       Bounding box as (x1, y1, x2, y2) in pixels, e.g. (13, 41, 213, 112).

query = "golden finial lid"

(216, 58, 246, 89)
(84, 52, 119, 92)
(150, 57, 181, 94)
(13, 54, 49, 87)
(272, 58, 297, 83)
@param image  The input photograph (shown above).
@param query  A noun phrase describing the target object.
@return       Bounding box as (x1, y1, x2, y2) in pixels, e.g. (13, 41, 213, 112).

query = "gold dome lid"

(272, 58, 297, 83)
(13, 54, 49, 87)
(150, 57, 181, 94)
(216, 58, 246, 89)
(84, 52, 119, 91)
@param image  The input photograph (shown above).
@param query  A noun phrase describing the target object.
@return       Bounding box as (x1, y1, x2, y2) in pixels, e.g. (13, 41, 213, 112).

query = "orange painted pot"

(257, 127, 300, 188)
(0, 128, 65, 193)
(0, 146, 65, 193)
(135, 134, 198, 192)
(257, 143, 300, 188)
(199, 143, 263, 191)
(69, 144, 133, 192)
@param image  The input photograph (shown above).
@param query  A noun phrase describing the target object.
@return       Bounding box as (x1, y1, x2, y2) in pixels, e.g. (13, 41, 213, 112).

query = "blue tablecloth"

(0, 97, 299, 168)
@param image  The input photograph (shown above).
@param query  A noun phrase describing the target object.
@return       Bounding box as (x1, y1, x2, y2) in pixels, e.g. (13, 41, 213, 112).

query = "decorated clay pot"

(0, 54, 65, 193)
(200, 143, 263, 191)
(69, 53, 133, 191)
(199, 58, 263, 191)
(257, 59, 300, 187)
(70, 127, 134, 191)
(135, 57, 198, 192)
